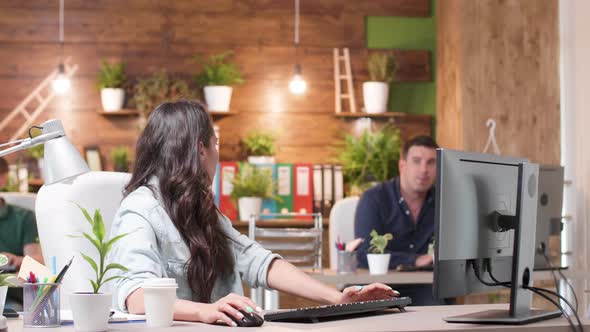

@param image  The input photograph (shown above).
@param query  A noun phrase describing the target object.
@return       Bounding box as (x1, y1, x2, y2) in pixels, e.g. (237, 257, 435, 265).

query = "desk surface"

(308, 269, 558, 285)
(7, 304, 588, 332)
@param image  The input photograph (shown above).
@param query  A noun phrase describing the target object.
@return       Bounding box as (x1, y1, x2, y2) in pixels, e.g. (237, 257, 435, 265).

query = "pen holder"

(23, 283, 61, 328)
(337, 251, 357, 274)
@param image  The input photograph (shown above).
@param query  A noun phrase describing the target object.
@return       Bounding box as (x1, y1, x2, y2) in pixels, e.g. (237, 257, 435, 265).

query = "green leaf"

(80, 253, 98, 275)
(104, 232, 130, 254)
(92, 209, 106, 243)
(75, 203, 94, 227)
(103, 263, 128, 274)
(82, 232, 102, 253)
(101, 275, 130, 286)
(90, 280, 99, 294)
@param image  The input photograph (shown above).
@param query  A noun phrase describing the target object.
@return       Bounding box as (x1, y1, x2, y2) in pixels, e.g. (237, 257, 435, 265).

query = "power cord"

(484, 258, 584, 332)
(539, 242, 579, 312)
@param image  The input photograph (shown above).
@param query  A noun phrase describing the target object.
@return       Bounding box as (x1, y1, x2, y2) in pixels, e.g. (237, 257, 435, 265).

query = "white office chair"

(0, 192, 37, 212)
(35, 171, 131, 309)
(329, 197, 359, 270)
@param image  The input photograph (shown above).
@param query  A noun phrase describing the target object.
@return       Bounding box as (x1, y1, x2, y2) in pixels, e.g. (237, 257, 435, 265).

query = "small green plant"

(70, 204, 130, 294)
(194, 51, 244, 87)
(338, 126, 401, 194)
(230, 164, 280, 202)
(111, 147, 130, 172)
(367, 53, 396, 83)
(242, 131, 276, 156)
(369, 230, 393, 254)
(133, 70, 193, 120)
(27, 144, 44, 160)
(0, 254, 15, 287)
(97, 60, 127, 89)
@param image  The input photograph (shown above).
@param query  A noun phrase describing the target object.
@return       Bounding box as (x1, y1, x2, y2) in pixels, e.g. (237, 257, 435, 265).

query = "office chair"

(328, 197, 359, 270)
(35, 171, 131, 309)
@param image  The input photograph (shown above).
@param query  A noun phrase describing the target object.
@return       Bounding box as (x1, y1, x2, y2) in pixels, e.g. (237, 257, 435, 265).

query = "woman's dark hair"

(124, 99, 233, 303)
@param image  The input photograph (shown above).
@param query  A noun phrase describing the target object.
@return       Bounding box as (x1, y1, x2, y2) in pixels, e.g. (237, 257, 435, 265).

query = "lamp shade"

(41, 120, 89, 184)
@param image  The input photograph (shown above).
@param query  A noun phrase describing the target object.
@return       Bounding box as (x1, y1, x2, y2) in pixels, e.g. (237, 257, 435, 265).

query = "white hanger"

(482, 118, 501, 155)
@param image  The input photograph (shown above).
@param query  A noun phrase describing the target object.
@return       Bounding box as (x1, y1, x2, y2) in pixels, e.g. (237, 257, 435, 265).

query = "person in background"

(0, 157, 44, 270)
(109, 100, 399, 326)
(354, 135, 441, 305)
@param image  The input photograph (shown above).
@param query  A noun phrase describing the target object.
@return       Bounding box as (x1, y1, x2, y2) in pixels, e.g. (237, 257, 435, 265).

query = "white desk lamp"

(0, 119, 89, 185)
(0, 119, 88, 330)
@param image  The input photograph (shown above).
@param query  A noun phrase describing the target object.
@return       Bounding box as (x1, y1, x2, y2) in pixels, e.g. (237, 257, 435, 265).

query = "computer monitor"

(433, 149, 561, 324)
(534, 165, 565, 270)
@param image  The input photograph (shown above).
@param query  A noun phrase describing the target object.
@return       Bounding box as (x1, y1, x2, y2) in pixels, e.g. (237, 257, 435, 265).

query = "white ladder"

(0, 57, 79, 141)
(333, 48, 357, 113)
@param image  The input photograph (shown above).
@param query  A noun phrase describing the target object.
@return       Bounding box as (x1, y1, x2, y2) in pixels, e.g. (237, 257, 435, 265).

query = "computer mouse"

(231, 310, 264, 327)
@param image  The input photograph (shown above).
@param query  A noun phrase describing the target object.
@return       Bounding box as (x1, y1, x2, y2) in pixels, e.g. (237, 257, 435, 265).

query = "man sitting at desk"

(0, 157, 43, 270)
(354, 135, 440, 305)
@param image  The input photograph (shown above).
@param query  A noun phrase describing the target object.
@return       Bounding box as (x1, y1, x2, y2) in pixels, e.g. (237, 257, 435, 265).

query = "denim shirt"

(108, 179, 280, 311)
(354, 177, 435, 269)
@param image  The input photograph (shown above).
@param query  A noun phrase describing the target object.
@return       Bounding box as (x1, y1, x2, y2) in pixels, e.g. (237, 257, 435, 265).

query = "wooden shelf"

(97, 109, 139, 116)
(28, 178, 44, 186)
(97, 109, 237, 117)
(334, 112, 431, 121)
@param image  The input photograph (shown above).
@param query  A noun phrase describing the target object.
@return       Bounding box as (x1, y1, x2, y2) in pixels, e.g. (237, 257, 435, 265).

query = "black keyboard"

(264, 297, 412, 323)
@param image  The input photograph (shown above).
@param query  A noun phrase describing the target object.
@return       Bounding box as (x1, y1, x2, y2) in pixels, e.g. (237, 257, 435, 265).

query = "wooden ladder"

(0, 57, 78, 141)
(333, 48, 357, 113)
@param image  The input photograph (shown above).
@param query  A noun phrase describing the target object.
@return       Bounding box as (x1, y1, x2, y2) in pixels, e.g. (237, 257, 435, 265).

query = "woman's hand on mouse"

(338, 283, 399, 304)
(194, 293, 261, 326)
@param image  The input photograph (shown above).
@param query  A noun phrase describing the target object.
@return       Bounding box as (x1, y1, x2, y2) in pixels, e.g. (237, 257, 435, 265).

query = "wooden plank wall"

(0, 0, 432, 168)
(436, 0, 560, 165)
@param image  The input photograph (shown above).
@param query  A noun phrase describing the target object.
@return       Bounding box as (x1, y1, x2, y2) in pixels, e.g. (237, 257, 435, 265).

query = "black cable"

(28, 125, 43, 138)
(540, 244, 579, 312)
(485, 258, 583, 332)
(530, 286, 584, 332)
(524, 285, 578, 332)
(470, 260, 510, 287)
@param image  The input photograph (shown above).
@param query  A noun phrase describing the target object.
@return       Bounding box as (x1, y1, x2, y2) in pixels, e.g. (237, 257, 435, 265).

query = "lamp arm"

(0, 131, 64, 158)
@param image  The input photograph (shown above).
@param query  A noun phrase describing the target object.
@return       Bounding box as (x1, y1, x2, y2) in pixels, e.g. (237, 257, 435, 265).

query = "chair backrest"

(35, 171, 131, 309)
(0, 192, 36, 212)
(248, 213, 323, 272)
(328, 196, 359, 270)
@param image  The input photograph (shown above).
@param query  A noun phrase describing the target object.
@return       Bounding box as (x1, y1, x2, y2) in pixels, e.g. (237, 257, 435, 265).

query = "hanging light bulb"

(52, 0, 70, 95)
(289, 64, 307, 95)
(52, 63, 70, 95)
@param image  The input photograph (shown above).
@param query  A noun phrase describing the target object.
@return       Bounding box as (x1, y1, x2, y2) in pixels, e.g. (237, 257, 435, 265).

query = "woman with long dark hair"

(109, 100, 397, 326)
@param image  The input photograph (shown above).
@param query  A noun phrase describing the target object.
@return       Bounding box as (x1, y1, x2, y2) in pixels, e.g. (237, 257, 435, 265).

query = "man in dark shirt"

(354, 135, 440, 305)
(0, 157, 43, 270)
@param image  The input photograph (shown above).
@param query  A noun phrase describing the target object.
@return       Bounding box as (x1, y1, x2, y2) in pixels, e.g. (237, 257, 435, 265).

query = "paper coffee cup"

(142, 278, 178, 327)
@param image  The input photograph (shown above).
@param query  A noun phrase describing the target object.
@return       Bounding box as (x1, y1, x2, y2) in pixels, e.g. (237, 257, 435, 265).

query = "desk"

(308, 269, 560, 286)
(7, 304, 588, 331)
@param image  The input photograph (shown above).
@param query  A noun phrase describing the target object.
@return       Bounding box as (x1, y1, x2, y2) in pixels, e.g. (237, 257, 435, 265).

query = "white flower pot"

(100, 88, 125, 112)
(0, 286, 7, 314)
(238, 197, 263, 222)
(247, 156, 276, 165)
(363, 81, 389, 114)
(367, 253, 391, 275)
(69, 293, 111, 332)
(204, 86, 233, 112)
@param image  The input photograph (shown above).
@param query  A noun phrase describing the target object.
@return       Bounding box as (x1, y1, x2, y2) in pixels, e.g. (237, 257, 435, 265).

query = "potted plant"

(68, 204, 130, 332)
(194, 51, 244, 112)
(230, 163, 278, 222)
(0, 254, 15, 318)
(363, 53, 396, 114)
(338, 126, 401, 195)
(133, 70, 193, 128)
(242, 131, 276, 165)
(367, 230, 393, 275)
(97, 60, 127, 112)
(111, 146, 130, 173)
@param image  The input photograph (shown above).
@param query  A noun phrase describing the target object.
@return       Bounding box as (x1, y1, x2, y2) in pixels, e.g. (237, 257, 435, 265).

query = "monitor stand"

(445, 163, 562, 324)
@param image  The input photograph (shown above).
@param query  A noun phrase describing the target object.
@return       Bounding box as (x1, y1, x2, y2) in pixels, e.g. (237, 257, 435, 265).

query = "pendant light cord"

(59, 0, 65, 63)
